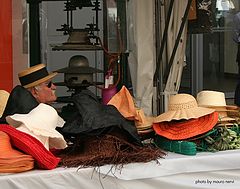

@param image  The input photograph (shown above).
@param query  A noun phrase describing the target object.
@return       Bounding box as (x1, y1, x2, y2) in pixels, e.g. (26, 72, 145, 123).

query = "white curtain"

(127, 0, 155, 116)
(127, 0, 188, 115)
(163, 0, 188, 111)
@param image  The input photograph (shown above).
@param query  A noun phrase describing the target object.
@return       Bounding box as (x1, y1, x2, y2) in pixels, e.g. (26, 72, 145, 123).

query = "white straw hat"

(153, 93, 215, 123)
(0, 90, 10, 118)
(6, 103, 67, 150)
(197, 90, 238, 109)
(197, 90, 237, 122)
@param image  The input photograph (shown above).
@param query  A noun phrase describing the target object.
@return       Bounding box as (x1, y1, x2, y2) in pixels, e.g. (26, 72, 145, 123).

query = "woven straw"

(154, 135, 197, 155)
(0, 131, 34, 173)
(0, 90, 9, 118)
(197, 90, 238, 123)
(18, 64, 57, 88)
(153, 94, 215, 123)
(197, 90, 238, 109)
(108, 85, 137, 120)
(153, 112, 218, 140)
(59, 132, 165, 168)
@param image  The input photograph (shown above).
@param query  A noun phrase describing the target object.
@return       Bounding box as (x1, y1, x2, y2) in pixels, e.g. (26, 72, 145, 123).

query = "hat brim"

(153, 112, 218, 140)
(200, 105, 239, 112)
(0, 124, 60, 169)
(6, 115, 67, 149)
(56, 66, 103, 74)
(153, 107, 215, 123)
(23, 72, 57, 88)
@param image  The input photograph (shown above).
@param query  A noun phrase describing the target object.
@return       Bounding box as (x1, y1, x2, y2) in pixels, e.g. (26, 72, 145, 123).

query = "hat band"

(19, 67, 49, 87)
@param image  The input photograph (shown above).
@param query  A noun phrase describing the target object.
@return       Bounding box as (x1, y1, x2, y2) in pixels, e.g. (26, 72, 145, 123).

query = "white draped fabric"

(127, 0, 155, 116)
(127, 0, 188, 115)
(163, 0, 188, 111)
(1, 150, 240, 189)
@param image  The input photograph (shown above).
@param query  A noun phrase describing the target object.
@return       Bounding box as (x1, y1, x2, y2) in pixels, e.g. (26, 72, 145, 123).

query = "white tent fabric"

(127, 0, 155, 116)
(127, 0, 188, 115)
(163, 0, 188, 111)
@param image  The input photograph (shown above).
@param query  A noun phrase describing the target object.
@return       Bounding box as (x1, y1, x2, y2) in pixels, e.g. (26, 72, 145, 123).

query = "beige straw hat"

(153, 93, 215, 123)
(18, 64, 57, 88)
(196, 90, 237, 122)
(197, 90, 238, 109)
(0, 90, 10, 118)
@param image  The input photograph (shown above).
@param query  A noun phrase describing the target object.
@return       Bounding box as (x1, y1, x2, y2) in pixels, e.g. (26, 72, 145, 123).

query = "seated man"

(0, 64, 58, 123)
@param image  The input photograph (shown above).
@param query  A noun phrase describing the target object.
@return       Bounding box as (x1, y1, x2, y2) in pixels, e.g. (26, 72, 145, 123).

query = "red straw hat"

(153, 112, 218, 140)
(0, 124, 60, 170)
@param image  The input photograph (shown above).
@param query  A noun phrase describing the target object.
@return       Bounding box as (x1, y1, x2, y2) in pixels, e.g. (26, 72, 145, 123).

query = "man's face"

(32, 80, 57, 104)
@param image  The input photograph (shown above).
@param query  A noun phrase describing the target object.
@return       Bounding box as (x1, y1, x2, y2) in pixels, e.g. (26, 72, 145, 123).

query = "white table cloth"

(1, 150, 240, 189)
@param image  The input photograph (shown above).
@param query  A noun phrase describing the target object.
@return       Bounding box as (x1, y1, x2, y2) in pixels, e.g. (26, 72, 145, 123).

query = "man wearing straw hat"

(18, 63, 58, 104)
(0, 64, 58, 123)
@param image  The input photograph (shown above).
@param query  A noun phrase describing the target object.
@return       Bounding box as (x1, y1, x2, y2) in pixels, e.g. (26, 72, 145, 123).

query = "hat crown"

(69, 55, 89, 68)
(168, 94, 197, 111)
(197, 90, 226, 107)
(27, 103, 63, 129)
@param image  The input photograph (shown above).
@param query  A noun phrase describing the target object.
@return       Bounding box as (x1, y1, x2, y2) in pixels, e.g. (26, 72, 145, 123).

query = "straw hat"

(0, 124, 60, 170)
(197, 90, 237, 122)
(197, 90, 238, 109)
(153, 94, 215, 123)
(0, 131, 34, 173)
(18, 64, 57, 88)
(0, 90, 10, 118)
(6, 103, 67, 150)
(108, 85, 137, 120)
(153, 111, 218, 140)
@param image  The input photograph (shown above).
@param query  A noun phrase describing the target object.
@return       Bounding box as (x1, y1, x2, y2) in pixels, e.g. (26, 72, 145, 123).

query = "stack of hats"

(0, 131, 34, 173)
(196, 90, 239, 126)
(108, 85, 154, 135)
(6, 103, 67, 150)
(58, 89, 165, 168)
(0, 124, 61, 170)
(153, 93, 218, 155)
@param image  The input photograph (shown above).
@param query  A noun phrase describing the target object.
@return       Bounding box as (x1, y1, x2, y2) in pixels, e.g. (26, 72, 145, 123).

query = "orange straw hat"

(153, 93, 215, 123)
(0, 131, 34, 173)
(0, 90, 10, 118)
(108, 85, 137, 120)
(153, 111, 218, 140)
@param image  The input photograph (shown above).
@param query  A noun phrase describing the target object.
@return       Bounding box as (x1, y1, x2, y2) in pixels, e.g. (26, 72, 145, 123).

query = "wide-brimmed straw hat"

(6, 103, 67, 150)
(197, 90, 237, 122)
(0, 131, 34, 173)
(153, 94, 215, 123)
(153, 111, 218, 140)
(0, 90, 10, 118)
(0, 124, 60, 169)
(18, 64, 57, 88)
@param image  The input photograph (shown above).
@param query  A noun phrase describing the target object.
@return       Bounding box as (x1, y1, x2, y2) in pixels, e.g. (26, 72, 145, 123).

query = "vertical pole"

(27, 0, 41, 66)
